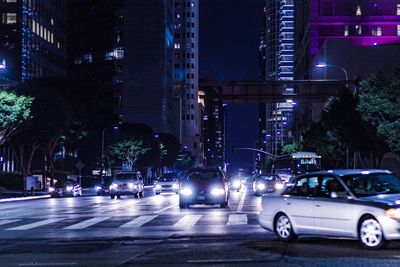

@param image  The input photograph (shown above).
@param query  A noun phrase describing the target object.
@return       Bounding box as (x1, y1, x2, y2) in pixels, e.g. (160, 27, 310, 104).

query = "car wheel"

(156, 191, 160, 195)
(179, 201, 186, 209)
(237, 189, 240, 192)
(275, 213, 297, 241)
(139, 191, 144, 198)
(134, 193, 139, 198)
(358, 216, 386, 250)
(110, 194, 115, 199)
(116, 195, 121, 199)
(220, 201, 228, 208)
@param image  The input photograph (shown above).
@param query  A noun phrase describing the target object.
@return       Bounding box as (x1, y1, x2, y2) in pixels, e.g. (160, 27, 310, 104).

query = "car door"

(313, 175, 354, 237)
(283, 175, 318, 234)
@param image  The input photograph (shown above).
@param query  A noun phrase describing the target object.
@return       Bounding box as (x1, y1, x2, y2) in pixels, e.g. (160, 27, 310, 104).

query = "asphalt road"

(1, 184, 400, 266)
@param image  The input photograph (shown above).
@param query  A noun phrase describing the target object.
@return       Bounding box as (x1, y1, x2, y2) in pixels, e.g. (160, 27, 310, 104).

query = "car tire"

(358, 216, 387, 250)
(139, 191, 144, 198)
(116, 195, 121, 199)
(220, 201, 228, 208)
(274, 213, 297, 242)
(237, 189, 240, 192)
(110, 194, 115, 199)
(179, 201, 186, 209)
(134, 193, 139, 198)
(156, 191, 160, 195)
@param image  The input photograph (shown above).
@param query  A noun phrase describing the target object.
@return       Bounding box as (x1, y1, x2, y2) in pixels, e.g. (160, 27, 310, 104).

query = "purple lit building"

(295, 0, 400, 79)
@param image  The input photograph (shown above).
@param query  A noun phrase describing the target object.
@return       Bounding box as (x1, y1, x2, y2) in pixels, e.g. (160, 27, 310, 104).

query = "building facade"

(173, 0, 200, 161)
(295, 0, 400, 79)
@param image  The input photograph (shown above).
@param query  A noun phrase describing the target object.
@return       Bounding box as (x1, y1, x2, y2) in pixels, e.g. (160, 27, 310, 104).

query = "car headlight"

(275, 183, 284, 190)
(128, 182, 137, 189)
(66, 186, 73, 191)
(257, 183, 266, 190)
(95, 185, 102, 191)
(172, 183, 179, 189)
(155, 184, 162, 190)
(180, 187, 193, 196)
(109, 183, 118, 190)
(48, 187, 55, 192)
(385, 208, 400, 220)
(211, 188, 225, 196)
(233, 181, 241, 188)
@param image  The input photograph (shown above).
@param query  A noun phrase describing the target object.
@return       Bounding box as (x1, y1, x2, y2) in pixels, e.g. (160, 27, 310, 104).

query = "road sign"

(75, 160, 85, 170)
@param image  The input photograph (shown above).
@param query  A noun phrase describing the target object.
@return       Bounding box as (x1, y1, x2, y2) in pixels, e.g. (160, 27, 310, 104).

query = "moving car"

(95, 177, 113, 196)
(229, 176, 242, 192)
(155, 173, 179, 194)
(179, 168, 229, 208)
(259, 169, 400, 249)
(49, 179, 82, 197)
(252, 174, 284, 196)
(109, 171, 144, 199)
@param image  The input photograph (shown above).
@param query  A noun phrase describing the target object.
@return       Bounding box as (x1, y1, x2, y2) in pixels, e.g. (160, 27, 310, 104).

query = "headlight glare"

(275, 183, 284, 190)
(95, 185, 102, 191)
(109, 183, 118, 190)
(48, 187, 55, 192)
(257, 183, 266, 190)
(211, 188, 225, 196)
(128, 182, 137, 189)
(155, 184, 162, 190)
(172, 183, 179, 189)
(233, 181, 241, 188)
(180, 187, 193, 196)
(66, 186, 73, 191)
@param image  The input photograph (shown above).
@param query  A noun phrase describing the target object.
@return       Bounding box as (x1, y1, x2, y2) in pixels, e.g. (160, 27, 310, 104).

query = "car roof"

(299, 169, 392, 177)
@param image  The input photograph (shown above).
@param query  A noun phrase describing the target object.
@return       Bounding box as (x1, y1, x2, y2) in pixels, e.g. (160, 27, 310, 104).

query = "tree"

(0, 90, 33, 145)
(321, 89, 388, 168)
(358, 71, 400, 163)
(280, 144, 298, 155)
(107, 140, 150, 170)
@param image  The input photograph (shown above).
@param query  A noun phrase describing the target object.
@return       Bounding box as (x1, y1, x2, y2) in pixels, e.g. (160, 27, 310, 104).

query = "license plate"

(197, 195, 205, 200)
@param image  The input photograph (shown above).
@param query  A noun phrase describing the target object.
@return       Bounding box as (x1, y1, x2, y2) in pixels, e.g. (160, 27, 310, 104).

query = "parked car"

(252, 174, 284, 196)
(155, 173, 179, 194)
(95, 177, 113, 196)
(259, 169, 400, 249)
(109, 171, 144, 199)
(49, 179, 82, 197)
(179, 167, 229, 208)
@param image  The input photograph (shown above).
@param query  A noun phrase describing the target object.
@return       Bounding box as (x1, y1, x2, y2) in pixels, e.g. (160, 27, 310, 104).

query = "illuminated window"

(356, 5, 362, 16)
(3, 0, 17, 2)
(397, 25, 400, 36)
(397, 4, 400, 15)
(2, 13, 17, 24)
(372, 26, 382, 36)
(113, 47, 124, 59)
(355, 25, 362, 35)
(344, 25, 349, 36)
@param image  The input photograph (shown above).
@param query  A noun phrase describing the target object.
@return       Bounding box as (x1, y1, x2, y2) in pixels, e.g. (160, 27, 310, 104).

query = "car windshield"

(115, 173, 137, 180)
(260, 175, 280, 181)
(342, 173, 400, 197)
(188, 171, 222, 182)
(159, 176, 177, 182)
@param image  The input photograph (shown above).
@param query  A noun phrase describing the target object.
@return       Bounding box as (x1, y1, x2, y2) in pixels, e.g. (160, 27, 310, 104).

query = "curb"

(0, 195, 51, 203)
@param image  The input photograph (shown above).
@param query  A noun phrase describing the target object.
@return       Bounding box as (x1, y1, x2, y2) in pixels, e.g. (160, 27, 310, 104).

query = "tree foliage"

(280, 144, 298, 155)
(0, 90, 33, 145)
(107, 139, 150, 169)
(358, 72, 400, 162)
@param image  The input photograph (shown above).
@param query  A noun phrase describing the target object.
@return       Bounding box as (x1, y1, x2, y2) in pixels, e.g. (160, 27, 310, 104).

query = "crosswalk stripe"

(64, 217, 111, 230)
(119, 215, 158, 228)
(227, 214, 248, 225)
(173, 215, 202, 227)
(0, 219, 21, 226)
(6, 218, 64, 230)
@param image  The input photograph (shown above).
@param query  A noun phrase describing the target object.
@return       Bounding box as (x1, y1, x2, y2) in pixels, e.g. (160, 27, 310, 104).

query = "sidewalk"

(0, 191, 51, 203)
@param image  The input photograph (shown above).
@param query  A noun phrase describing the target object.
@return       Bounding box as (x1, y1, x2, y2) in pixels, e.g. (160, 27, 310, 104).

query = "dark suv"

(179, 168, 229, 208)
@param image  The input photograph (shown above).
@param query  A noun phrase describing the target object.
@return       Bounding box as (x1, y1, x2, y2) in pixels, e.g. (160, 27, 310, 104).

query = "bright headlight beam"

(211, 188, 225, 196)
(180, 187, 193, 196)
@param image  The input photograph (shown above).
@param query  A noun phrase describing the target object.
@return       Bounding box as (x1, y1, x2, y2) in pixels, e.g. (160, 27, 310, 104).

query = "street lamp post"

(315, 63, 351, 168)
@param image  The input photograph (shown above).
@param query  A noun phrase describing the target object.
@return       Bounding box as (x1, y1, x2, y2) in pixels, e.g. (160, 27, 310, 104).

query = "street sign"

(0, 155, 4, 164)
(75, 160, 85, 170)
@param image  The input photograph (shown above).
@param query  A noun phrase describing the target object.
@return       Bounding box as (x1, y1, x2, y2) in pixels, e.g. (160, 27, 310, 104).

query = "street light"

(315, 63, 349, 83)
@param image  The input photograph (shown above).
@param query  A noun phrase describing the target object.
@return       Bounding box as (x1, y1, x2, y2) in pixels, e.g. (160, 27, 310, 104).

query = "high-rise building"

(0, 0, 67, 84)
(295, 0, 400, 79)
(259, 1, 296, 158)
(173, 0, 200, 161)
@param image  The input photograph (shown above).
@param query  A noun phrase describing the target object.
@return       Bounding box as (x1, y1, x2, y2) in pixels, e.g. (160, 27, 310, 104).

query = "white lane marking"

(6, 218, 64, 230)
(119, 215, 158, 228)
(154, 204, 176, 213)
(227, 214, 248, 225)
(64, 217, 111, 230)
(19, 263, 77, 266)
(173, 214, 202, 227)
(0, 195, 51, 202)
(237, 186, 247, 212)
(0, 219, 20, 226)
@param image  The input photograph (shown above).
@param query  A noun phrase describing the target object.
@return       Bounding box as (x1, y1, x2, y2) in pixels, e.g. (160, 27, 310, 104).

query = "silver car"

(109, 171, 144, 199)
(259, 169, 400, 249)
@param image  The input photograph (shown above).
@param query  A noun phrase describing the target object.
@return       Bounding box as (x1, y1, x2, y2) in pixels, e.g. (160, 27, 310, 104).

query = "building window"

(356, 5, 362, 16)
(397, 4, 400, 15)
(3, 0, 17, 2)
(2, 13, 17, 24)
(344, 25, 349, 36)
(114, 47, 124, 59)
(355, 25, 362, 35)
(372, 26, 382, 36)
(397, 25, 400, 36)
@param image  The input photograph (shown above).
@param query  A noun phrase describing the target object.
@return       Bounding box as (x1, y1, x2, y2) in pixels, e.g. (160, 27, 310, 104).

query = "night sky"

(200, 0, 265, 170)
